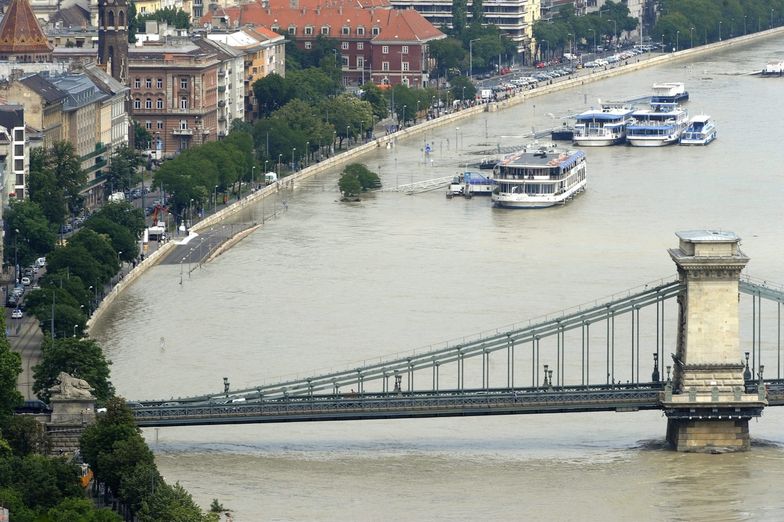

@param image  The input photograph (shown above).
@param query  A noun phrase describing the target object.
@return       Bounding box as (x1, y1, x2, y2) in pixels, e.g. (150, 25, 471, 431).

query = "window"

(357, 42, 364, 50)
(157, 98, 163, 109)
(146, 78, 152, 88)
(382, 45, 389, 54)
(180, 78, 188, 89)
(304, 26, 313, 35)
(134, 78, 140, 88)
(180, 96, 188, 109)
(179, 120, 187, 130)
(288, 25, 296, 35)
(372, 26, 380, 36)
(341, 41, 349, 50)
(157, 78, 163, 88)
(357, 26, 365, 36)
(357, 56, 364, 68)
(145, 121, 152, 130)
(157, 121, 164, 130)
(145, 98, 152, 109)
(342, 26, 350, 35)
(14, 129, 22, 141)
(341, 55, 349, 67)
(14, 159, 22, 171)
(14, 144, 23, 156)
(133, 99, 141, 109)
(304, 41, 312, 49)
(401, 45, 409, 54)
(382, 61, 389, 71)
(321, 26, 330, 35)
(402, 62, 410, 71)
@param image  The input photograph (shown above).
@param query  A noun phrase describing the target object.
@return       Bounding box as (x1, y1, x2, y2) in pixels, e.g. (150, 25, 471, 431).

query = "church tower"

(98, 0, 129, 85)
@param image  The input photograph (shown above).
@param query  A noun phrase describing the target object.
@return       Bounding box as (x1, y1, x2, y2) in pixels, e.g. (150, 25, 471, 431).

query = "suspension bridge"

(129, 231, 783, 452)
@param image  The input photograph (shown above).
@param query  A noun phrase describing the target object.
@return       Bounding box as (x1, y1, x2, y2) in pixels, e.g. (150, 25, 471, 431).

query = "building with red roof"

(0, 0, 53, 62)
(202, 1, 445, 87)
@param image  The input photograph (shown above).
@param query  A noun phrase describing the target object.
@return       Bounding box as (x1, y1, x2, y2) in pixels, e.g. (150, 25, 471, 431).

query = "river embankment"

(86, 25, 784, 331)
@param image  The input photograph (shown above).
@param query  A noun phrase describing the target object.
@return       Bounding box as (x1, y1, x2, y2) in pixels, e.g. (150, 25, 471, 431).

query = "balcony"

(82, 142, 107, 161)
(218, 100, 226, 107)
(218, 85, 226, 93)
(172, 128, 193, 136)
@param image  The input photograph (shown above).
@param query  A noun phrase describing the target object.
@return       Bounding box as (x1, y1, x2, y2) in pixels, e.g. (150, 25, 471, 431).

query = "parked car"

(14, 399, 51, 414)
(11, 308, 23, 319)
(21, 277, 31, 286)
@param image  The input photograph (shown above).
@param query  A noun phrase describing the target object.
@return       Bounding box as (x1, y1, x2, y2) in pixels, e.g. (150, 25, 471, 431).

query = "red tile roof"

(203, 2, 444, 44)
(266, 0, 391, 8)
(0, 0, 52, 55)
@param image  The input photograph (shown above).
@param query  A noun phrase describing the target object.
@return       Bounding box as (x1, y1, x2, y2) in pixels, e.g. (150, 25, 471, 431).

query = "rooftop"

(0, 0, 53, 55)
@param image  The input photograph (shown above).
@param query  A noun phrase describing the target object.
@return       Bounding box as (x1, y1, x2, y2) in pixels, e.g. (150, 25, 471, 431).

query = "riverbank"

(85, 26, 784, 333)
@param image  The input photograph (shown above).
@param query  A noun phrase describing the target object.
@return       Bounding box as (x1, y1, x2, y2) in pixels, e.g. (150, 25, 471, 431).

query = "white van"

(264, 172, 278, 185)
(36, 257, 46, 268)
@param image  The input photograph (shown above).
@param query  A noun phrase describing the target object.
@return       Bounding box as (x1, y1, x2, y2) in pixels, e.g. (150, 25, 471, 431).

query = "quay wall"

(86, 27, 784, 331)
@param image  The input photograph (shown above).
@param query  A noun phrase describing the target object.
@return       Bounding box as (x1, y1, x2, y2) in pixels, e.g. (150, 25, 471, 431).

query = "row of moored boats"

(446, 82, 714, 209)
(573, 82, 717, 147)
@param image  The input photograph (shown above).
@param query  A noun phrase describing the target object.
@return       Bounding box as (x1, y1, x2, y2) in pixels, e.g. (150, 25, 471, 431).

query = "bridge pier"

(662, 230, 766, 452)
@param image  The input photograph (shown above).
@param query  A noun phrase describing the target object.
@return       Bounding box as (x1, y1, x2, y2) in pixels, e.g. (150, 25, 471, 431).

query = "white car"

(11, 309, 23, 319)
(21, 276, 31, 286)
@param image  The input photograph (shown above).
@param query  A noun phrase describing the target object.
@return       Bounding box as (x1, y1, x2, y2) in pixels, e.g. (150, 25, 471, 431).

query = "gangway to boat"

(380, 175, 454, 195)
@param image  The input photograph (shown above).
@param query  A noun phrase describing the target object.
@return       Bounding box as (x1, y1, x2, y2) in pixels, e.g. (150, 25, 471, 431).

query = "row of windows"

(133, 77, 189, 89)
(134, 97, 189, 110)
(276, 24, 381, 37)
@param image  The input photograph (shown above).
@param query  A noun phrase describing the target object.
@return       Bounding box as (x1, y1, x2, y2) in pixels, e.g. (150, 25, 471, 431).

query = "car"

(36, 257, 46, 268)
(11, 308, 23, 319)
(14, 399, 51, 414)
(21, 277, 31, 286)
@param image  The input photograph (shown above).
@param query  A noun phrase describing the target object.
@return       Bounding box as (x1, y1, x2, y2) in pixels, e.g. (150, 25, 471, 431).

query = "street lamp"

(718, 20, 722, 41)
(690, 26, 694, 48)
(73, 324, 78, 338)
(213, 184, 218, 211)
(252, 165, 256, 188)
(675, 30, 679, 51)
(540, 39, 548, 61)
(277, 153, 282, 175)
(567, 33, 572, 56)
(588, 28, 596, 54)
(455, 127, 459, 151)
(469, 38, 481, 79)
(744, 15, 747, 35)
(13, 228, 18, 284)
(291, 147, 296, 171)
(305, 141, 309, 166)
(772, 8, 775, 29)
(402, 105, 407, 126)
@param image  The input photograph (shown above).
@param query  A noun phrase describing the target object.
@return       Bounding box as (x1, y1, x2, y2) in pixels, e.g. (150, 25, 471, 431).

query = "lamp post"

(305, 141, 309, 166)
(690, 26, 694, 48)
(73, 324, 78, 338)
(213, 185, 218, 211)
(13, 228, 18, 284)
(455, 126, 459, 151)
(469, 38, 481, 79)
(771, 8, 775, 29)
(588, 28, 596, 54)
(675, 30, 679, 51)
(567, 33, 572, 56)
(744, 15, 747, 35)
(718, 20, 722, 41)
(540, 39, 548, 61)
(291, 147, 296, 171)
(402, 105, 407, 126)
(277, 153, 282, 175)
(252, 165, 256, 189)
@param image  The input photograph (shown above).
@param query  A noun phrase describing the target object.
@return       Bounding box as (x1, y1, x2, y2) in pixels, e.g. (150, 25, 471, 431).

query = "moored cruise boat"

(626, 102, 689, 147)
(679, 114, 717, 145)
(572, 102, 635, 146)
(761, 61, 784, 76)
(651, 82, 689, 103)
(446, 171, 495, 198)
(491, 147, 587, 208)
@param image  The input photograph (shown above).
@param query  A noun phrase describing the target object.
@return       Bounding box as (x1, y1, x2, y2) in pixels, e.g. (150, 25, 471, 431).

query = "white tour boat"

(572, 102, 635, 146)
(761, 61, 784, 76)
(491, 147, 587, 208)
(446, 171, 495, 198)
(650, 82, 689, 103)
(679, 114, 717, 145)
(626, 102, 689, 147)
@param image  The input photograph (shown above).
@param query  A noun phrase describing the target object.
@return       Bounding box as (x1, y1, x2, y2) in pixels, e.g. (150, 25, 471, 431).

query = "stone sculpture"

(48, 372, 95, 400)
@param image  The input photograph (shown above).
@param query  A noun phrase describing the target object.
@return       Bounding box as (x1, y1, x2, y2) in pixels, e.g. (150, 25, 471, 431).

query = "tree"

(338, 172, 362, 198)
(343, 163, 381, 190)
(87, 201, 146, 240)
(449, 75, 476, 101)
(28, 147, 68, 226)
(67, 229, 120, 280)
(48, 142, 87, 216)
(33, 337, 113, 403)
(46, 497, 122, 521)
(138, 482, 219, 522)
(127, 1, 137, 43)
(133, 122, 152, 150)
(429, 38, 466, 80)
(319, 95, 373, 148)
(252, 73, 294, 118)
(452, 0, 467, 34)
(0, 313, 22, 420)
(105, 145, 142, 195)
(471, 0, 484, 24)
(2, 201, 57, 268)
(0, 415, 49, 456)
(84, 218, 138, 263)
(359, 83, 388, 121)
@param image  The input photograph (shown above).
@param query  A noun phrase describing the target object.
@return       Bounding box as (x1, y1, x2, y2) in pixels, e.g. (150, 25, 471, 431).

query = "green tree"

(0, 313, 22, 420)
(87, 201, 146, 240)
(127, 1, 137, 43)
(429, 38, 466, 79)
(138, 482, 219, 522)
(33, 337, 113, 403)
(48, 142, 87, 216)
(343, 163, 381, 190)
(136, 7, 190, 30)
(67, 229, 120, 279)
(3, 201, 57, 268)
(46, 497, 122, 522)
(338, 173, 362, 198)
(452, 0, 467, 34)
(133, 122, 152, 150)
(252, 73, 294, 118)
(319, 95, 373, 148)
(471, 0, 484, 24)
(359, 83, 388, 120)
(84, 218, 138, 263)
(105, 145, 142, 195)
(449, 75, 476, 101)
(0, 414, 49, 456)
(8, 455, 83, 511)
(28, 147, 68, 226)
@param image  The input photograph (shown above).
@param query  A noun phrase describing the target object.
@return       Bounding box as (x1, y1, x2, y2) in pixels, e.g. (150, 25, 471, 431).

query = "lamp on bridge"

(651, 353, 660, 382)
(223, 377, 230, 397)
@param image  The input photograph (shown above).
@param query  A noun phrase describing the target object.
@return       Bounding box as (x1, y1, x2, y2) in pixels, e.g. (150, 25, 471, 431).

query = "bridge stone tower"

(663, 230, 766, 452)
(98, 0, 129, 85)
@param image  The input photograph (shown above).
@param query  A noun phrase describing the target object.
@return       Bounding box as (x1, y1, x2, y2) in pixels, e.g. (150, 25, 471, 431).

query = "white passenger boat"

(572, 102, 635, 146)
(446, 171, 495, 198)
(761, 61, 784, 76)
(626, 102, 689, 147)
(651, 82, 689, 103)
(679, 114, 717, 145)
(491, 147, 587, 208)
